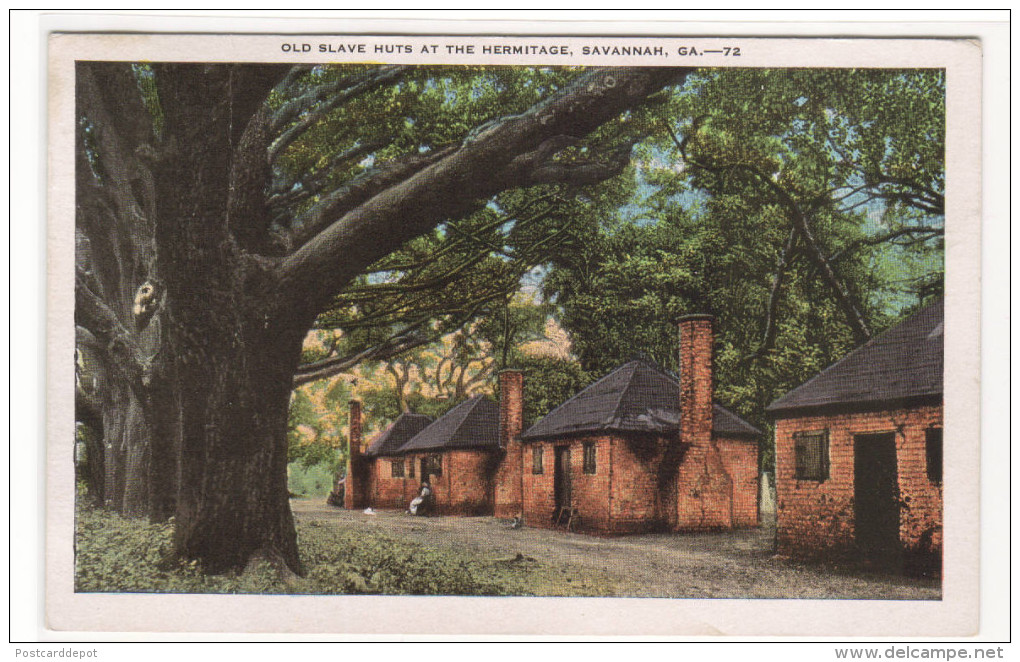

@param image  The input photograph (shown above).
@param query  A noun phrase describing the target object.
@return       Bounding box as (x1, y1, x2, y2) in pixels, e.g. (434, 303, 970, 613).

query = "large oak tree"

(74, 62, 688, 573)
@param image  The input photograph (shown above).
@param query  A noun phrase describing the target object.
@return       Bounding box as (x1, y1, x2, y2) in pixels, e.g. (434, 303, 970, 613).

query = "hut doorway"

(854, 432, 902, 569)
(554, 446, 572, 512)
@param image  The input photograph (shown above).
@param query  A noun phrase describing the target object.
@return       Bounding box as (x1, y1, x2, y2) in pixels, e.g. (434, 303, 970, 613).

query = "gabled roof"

(711, 404, 764, 439)
(364, 412, 433, 457)
(767, 300, 943, 416)
(520, 360, 761, 441)
(397, 396, 500, 453)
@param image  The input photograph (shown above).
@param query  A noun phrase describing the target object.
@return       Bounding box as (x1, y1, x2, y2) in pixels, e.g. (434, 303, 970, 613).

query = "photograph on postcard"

(49, 31, 981, 634)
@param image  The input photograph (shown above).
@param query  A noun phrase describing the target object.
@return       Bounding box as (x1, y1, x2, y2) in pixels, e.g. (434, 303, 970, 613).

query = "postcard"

(47, 25, 982, 636)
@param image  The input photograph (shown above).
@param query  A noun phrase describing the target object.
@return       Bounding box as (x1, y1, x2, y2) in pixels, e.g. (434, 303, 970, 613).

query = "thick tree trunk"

(147, 63, 306, 574)
(165, 312, 306, 574)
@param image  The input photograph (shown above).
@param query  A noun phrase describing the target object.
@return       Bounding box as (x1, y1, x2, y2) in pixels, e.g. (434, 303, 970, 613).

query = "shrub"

(287, 461, 336, 498)
(299, 524, 506, 596)
(75, 497, 522, 596)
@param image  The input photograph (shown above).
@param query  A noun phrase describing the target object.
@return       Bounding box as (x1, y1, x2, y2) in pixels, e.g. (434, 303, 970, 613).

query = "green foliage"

(542, 67, 945, 451)
(509, 354, 592, 429)
(300, 525, 507, 596)
(283, 67, 944, 474)
(75, 485, 234, 594)
(358, 386, 463, 429)
(287, 461, 337, 498)
(475, 295, 555, 370)
(659, 68, 945, 314)
(287, 377, 350, 477)
(75, 494, 612, 596)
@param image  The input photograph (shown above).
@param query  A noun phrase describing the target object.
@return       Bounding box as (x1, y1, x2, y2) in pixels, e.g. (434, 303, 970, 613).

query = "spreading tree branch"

(277, 67, 691, 320)
(292, 326, 432, 387)
(288, 145, 458, 250)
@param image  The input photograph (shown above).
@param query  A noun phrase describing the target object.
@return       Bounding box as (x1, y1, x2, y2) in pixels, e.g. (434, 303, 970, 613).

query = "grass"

(74, 495, 615, 596)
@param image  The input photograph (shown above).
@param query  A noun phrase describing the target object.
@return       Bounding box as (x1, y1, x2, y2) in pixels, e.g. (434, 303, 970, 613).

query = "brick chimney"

(674, 315, 733, 530)
(344, 399, 364, 510)
(493, 369, 524, 519)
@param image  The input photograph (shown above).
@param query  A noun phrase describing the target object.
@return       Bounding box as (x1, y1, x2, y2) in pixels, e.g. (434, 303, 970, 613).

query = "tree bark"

(146, 63, 307, 573)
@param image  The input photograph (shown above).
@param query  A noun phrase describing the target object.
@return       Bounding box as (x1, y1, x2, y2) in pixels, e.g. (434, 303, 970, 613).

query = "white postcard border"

(43, 28, 984, 638)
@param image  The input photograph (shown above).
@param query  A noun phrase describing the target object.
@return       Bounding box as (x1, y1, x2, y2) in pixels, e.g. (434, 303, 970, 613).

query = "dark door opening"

(554, 446, 572, 514)
(854, 432, 902, 570)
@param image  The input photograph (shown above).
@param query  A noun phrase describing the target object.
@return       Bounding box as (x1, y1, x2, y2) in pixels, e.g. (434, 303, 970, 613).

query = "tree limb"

(830, 226, 944, 263)
(744, 228, 798, 362)
(75, 268, 148, 402)
(292, 326, 431, 387)
(288, 145, 458, 250)
(277, 67, 691, 319)
(268, 65, 409, 164)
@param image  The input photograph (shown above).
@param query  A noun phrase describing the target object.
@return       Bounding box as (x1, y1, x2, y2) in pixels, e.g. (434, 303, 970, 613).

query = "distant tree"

(510, 354, 592, 430)
(287, 377, 350, 477)
(658, 68, 945, 348)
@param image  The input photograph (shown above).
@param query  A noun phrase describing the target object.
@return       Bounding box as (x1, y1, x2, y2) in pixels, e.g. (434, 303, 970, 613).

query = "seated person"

(409, 479, 433, 516)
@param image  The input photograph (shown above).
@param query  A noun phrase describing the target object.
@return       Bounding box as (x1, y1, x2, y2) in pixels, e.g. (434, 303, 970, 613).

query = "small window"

(390, 459, 405, 478)
(926, 427, 943, 485)
(408, 457, 415, 479)
(794, 430, 829, 481)
(532, 446, 544, 474)
(583, 442, 597, 474)
(424, 454, 443, 478)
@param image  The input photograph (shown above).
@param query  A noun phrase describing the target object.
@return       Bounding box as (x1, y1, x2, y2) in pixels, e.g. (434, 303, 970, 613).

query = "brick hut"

(517, 315, 761, 534)
(362, 412, 433, 510)
(390, 395, 503, 515)
(767, 300, 943, 571)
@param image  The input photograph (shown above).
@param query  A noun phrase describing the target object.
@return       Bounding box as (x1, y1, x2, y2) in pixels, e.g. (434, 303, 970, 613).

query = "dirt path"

(291, 500, 940, 600)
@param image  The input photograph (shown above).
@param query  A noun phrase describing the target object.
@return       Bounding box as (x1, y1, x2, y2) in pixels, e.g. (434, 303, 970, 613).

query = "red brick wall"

(675, 442, 734, 530)
(716, 436, 759, 527)
(774, 405, 943, 558)
(522, 435, 680, 534)
(522, 440, 556, 528)
(494, 370, 524, 518)
(368, 457, 418, 510)
(572, 437, 612, 531)
(609, 435, 680, 532)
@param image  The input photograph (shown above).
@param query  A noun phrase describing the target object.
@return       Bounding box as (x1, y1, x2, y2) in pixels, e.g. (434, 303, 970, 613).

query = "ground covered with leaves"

(74, 497, 613, 596)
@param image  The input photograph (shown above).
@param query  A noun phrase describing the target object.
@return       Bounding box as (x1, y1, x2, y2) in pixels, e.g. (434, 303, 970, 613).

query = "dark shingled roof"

(767, 300, 944, 415)
(397, 396, 500, 453)
(364, 412, 433, 457)
(712, 404, 764, 438)
(520, 360, 761, 441)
